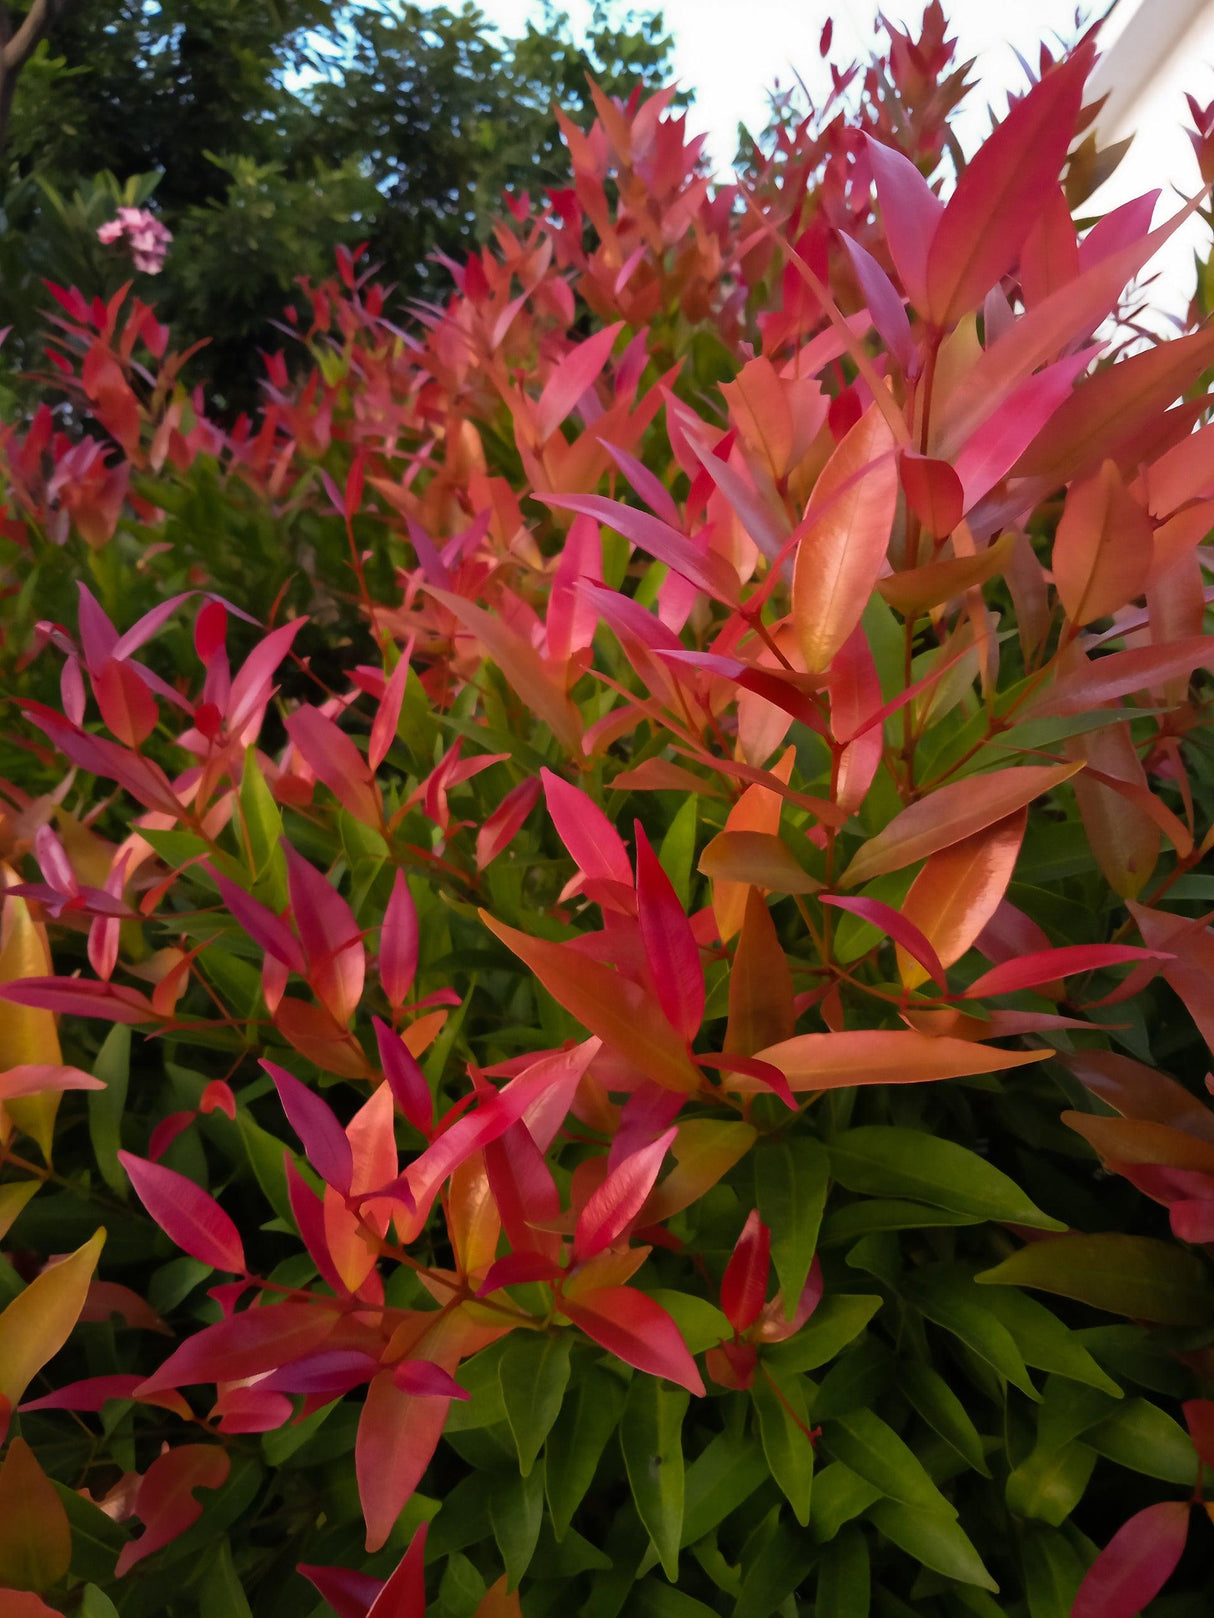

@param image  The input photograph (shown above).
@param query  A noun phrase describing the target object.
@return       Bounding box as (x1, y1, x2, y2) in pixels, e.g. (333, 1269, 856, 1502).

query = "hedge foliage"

(1, 7, 1214, 1616)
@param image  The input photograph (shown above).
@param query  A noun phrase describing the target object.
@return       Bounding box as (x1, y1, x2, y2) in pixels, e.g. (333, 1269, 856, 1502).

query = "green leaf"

(761, 1294, 882, 1375)
(489, 1461, 544, 1590)
(755, 1134, 829, 1319)
(54, 1483, 124, 1584)
(903, 1267, 1038, 1398)
(87, 1024, 131, 1196)
(820, 1199, 982, 1245)
(815, 1525, 870, 1618)
(1021, 1527, 1085, 1618)
(1005, 1441, 1095, 1525)
(1086, 1397, 1200, 1484)
(240, 751, 286, 905)
(620, 1377, 689, 1582)
(633, 1580, 719, 1618)
(828, 1127, 1064, 1230)
(680, 1429, 769, 1547)
(545, 1365, 626, 1540)
(867, 1499, 997, 1591)
(980, 1287, 1122, 1396)
(733, 1515, 817, 1618)
(809, 1463, 882, 1544)
(199, 1537, 254, 1618)
(901, 1362, 990, 1475)
(438, 1550, 486, 1616)
(977, 1233, 1214, 1325)
(498, 1330, 571, 1477)
(753, 1371, 815, 1525)
(646, 1290, 731, 1355)
(237, 1112, 296, 1225)
(658, 794, 697, 908)
(81, 1589, 121, 1618)
(821, 1409, 957, 1519)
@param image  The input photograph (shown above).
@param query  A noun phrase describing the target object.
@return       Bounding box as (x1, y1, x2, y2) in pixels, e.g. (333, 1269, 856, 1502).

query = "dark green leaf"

(733, 1515, 817, 1618)
(821, 1409, 956, 1518)
(489, 1461, 544, 1590)
(761, 1295, 882, 1375)
(815, 1525, 870, 1618)
(620, 1378, 689, 1582)
(901, 1362, 990, 1475)
(1005, 1441, 1095, 1525)
(545, 1365, 626, 1540)
(829, 1127, 1064, 1230)
(199, 1536, 254, 1618)
(1086, 1397, 1200, 1484)
(498, 1331, 571, 1477)
(755, 1135, 829, 1319)
(903, 1268, 1038, 1398)
(87, 1024, 130, 1196)
(867, 1499, 997, 1591)
(680, 1429, 769, 1548)
(810, 1463, 882, 1544)
(753, 1370, 815, 1526)
(981, 1287, 1122, 1396)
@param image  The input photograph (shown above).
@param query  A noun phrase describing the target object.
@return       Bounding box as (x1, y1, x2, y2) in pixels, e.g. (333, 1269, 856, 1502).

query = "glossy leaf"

(977, 1234, 1214, 1326)
(620, 1375, 689, 1580)
(119, 1151, 246, 1273)
(0, 1228, 105, 1405)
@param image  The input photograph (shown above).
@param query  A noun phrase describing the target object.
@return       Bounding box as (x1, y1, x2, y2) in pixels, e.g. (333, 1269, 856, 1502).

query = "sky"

(463, 0, 1214, 309)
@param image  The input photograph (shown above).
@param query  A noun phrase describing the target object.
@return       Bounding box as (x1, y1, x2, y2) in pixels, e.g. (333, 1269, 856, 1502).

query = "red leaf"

(366, 1520, 430, 1618)
(357, 1370, 450, 1552)
(227, 618, 307, 735)
(1183, 1398, 1214, 1470)
(286, 706, 382, 828)
(94, 658, 158, 747)
(283, 842, 365, 1025)
(263, 1060, 354, 1193)
(963, 944, 1168, 999)
(1026, 638, 1214, 716)
(898, 451, 963, 539)
(720, 1210, 771, 1334)
(118, 1152, 245, 1273)
(822, 895, 947, 989)
(558, 1286, 705, 1394)
(1071, 1500, 1189, 1618)
(206, 865, 306, 974)
(476, 1252, 565, 1296)
(535, 322, 623, 442)
(925, 45, 1093, 327)
(574, 1127, 677, 1261)
(115, 1445, 231, 1576)
(299, 1564, 384, 1618)
(379, 871, 419, 1008)
(137, 1301, 338, 1395)
(635, 823, 703, 1040)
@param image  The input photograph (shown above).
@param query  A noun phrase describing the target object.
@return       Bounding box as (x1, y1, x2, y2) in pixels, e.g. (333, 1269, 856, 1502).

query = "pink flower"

(96, 207, 172, 274)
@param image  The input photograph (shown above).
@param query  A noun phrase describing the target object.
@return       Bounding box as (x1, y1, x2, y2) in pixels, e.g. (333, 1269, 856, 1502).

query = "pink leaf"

(841, 233, 914, 369)
(283, 842, 365, 1025)
(94, 657, 158, 748)
(476, 1252, 565, 1296)
(0, 976, 155, 1024)
(535, 322, 623, 442)
(558, 1286, 704, 1395)
(635, 823, 703, 1040)
(137, 1301, 338, 1395)
(286, 706, 382, 827)
(263, 1061, 354, 1193)
(864, 135, 942, 309)
(574, 1126, 677, 1261)
(537, 493, 740, 605)
(477, 776, 542, 871)
(227, 617, 307, 735)
(299, 1565, 384, 1618)
(721, 1210, 772, 1334)
(822, 895, 948, 989)
(206, 865, 306, 974)
(541, 767, 634, 890)
(119, 1151, 246, 1273)
(953, 348, 1093, 510)
(373, 1017, 433, 1135)
(369, 650, 411, 772)
(357, 1371, 449, 1552)
(963, 944, 1169, 999)
(1071, 1500, 1190, 1618)
(21, 1374, 143, 1411)
(392, 1360, 469, 1400)
(379, 871, 419, 1008)
(0, 1064, 105, 1099)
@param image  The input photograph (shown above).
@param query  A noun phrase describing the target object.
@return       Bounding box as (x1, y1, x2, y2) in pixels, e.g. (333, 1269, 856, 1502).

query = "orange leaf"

(792, 405, 898, 673)
(840, 764, 1080, 888)
(0, 1437, 71, 1591)
(1066, 722, 1160, 899)
(0, 1228, 105, 1406)
(878, 533, 1013, 617)
(480, 912, 700, 1092)
(725, 888, 796, 1056)
(699, 831, 820, 895)
(1063, 1112, 1214, 1174)
(896, 811, 1025, 989)
(1053, 460, 1152, 626)
(754, 1029, 1043, 1092)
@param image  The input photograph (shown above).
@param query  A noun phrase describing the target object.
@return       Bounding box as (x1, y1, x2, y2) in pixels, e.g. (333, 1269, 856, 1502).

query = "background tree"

(0, 0, 678, 413)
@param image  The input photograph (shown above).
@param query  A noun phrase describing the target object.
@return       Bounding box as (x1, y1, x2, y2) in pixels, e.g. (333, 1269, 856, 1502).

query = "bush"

(1, 7, 1213, 1615)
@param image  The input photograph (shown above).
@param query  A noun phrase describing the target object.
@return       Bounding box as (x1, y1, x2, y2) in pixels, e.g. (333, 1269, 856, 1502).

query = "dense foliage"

(0, 0, 677, 412)
(2, 7, 1214, 1616)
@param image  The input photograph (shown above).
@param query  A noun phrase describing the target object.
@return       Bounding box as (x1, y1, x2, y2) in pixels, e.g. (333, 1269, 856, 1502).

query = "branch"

(3, 0, 71, 75)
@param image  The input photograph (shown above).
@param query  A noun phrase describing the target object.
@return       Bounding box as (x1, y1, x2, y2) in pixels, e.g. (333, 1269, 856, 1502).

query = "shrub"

(1, 7, 1214, 1616)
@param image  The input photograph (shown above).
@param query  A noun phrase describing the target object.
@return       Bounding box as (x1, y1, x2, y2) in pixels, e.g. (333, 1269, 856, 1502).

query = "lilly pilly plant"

(2, 6, 1214, 1615)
